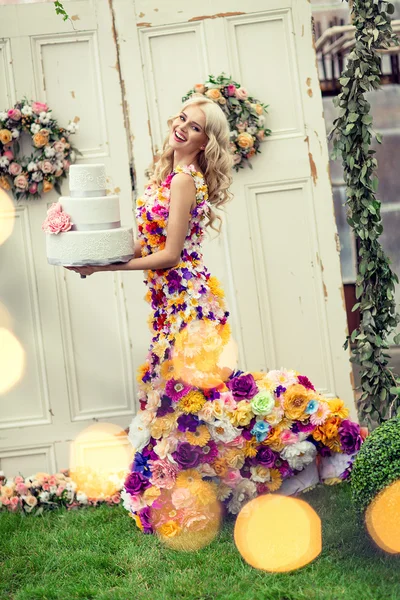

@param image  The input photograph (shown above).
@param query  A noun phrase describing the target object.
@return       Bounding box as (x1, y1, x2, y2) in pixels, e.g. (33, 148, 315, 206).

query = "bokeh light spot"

(0, 328, 25, 395)
(150, 479, 222, 551)
(234, 494, 322, 572)
(365, 479, 400, 554)
(69, 423, 133, 500)
(171, 319, 238, 389)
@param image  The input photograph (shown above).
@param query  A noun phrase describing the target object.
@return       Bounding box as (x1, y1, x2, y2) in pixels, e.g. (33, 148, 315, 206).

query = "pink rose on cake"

(42, 202, 72, 234)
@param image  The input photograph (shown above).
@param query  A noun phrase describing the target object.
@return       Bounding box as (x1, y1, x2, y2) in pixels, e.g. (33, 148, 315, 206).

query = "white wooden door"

(114, 0, 357, 418)
(0, 0, 139, 475)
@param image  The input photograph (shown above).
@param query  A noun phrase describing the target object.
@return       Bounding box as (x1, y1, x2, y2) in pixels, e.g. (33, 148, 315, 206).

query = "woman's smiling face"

(169, 104, 208, 155)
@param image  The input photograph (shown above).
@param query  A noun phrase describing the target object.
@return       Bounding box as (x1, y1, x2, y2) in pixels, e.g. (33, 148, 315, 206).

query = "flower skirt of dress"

(122, 318, 363, 542)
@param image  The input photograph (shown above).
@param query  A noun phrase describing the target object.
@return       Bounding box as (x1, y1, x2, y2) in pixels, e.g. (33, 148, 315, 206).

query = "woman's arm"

(67, 174, 196, 276)
(109, 175, 195, 271)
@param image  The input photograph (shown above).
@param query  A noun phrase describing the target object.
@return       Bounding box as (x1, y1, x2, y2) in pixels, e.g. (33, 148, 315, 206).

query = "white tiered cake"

(44, 164, 134, 267)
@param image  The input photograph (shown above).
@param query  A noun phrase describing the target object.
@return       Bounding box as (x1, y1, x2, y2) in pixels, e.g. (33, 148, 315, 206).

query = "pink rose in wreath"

(234, 87, 249, 100)
(42, 202, 72, 234)
(32, 101, 48, 114)
(9, 162, 22, 176)
(7, 108, 22, 121)
(14, 174, 28, 190)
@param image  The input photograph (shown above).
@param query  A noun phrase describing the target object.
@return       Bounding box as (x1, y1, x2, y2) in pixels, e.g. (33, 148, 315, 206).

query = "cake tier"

(69, 164, 107, 195)
(46, 227, 134, 266)
(60, 195, 120, 231)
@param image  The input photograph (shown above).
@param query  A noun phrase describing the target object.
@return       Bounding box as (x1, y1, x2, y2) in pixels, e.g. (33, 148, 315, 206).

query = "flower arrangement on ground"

(0, 468, 127, 515)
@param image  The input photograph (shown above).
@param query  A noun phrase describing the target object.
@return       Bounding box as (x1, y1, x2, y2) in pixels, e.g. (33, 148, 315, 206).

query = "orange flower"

(244, 438, 258, 458)
(265, 469, 282, 492)
(327, 398, 349, 419)
(205, 88, 222, 101)
(312, 416, 341, 446)
(282, 384, 314, 421)
(0, 176, 11, 191)
(178, 390, 206, 414)
(262, 427, 285, 452)
(0, 129, 12, 144)
(212, 457, 229, 478)
(237, 132, 254, 149)
(158, 520, 181, 538)
(136, 362, 150, 384)
(43, 180, 53, 193)
(160, 359, 175, 381)
(186, 425, 210, 447)
(33, 129, 50, 148)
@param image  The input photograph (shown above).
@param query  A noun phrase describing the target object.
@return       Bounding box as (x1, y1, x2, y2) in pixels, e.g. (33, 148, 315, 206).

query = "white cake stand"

(49, 254, 134, 278)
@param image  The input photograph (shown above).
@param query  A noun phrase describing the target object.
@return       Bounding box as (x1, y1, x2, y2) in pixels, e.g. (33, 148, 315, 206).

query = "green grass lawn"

(1, 482, 399, 600)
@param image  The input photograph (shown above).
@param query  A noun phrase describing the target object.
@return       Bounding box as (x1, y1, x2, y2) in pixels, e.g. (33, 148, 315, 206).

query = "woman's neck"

(173, 150, 200, 171)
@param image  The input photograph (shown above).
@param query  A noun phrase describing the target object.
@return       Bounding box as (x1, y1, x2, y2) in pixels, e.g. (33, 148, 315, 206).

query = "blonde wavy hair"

(149, 94, 234, 235)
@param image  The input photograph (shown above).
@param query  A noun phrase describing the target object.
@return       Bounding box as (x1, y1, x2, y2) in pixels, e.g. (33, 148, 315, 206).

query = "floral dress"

(122, 164, 364, 538)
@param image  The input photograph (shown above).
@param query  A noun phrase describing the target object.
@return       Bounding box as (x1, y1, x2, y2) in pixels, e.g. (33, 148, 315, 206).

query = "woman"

(68, 95, 361, 536)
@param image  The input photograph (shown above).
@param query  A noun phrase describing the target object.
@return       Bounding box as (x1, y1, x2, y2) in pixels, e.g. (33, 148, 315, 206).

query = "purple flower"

(138, 506, 154, 534)
(177, 413, 200, 433)
(156, 395, 174, 417)
(297, 375, 316, 391)
(124, 471, 151, 495)
(171, 442, 202, 469)
(201, 440, 219, 463)
(275, 385, 286, 398)
(142, 439, 158, 461)
(132, 453, 152, 478)
(339, 419, 362, 454)
(165, 378, 192, 401)
(166, 270, 182, 293)
(296, 421, 316, 434)
(226, 373, 259, 400)
(278, 461, 294, 479)
(253, 446, 276, 468)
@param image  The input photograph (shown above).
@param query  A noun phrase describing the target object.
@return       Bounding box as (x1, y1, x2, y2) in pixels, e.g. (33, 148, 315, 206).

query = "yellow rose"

(282, 384, 314, 421)
(327, 398, 349, 419)
(0, 176, 11, 191)
(43, 180, 53, 193)
(0, 129, 12, 144)
(237, 132, 254, 149)
(228, 400, 253, 427)
(312, 416, 341, 445)
(212, 457, 229, 477)
(158, 520, 181, 538)
(205, 88, 222, 101)
(218, 96, 227, 105)
(33, 129, 50, 148)
(225, 448, 245, 469)
(142, 486, 161, 506)
(254, 103, 263, 115)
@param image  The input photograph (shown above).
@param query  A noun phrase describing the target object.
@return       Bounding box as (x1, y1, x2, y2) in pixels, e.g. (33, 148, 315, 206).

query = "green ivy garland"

(329, 0, 400, 429)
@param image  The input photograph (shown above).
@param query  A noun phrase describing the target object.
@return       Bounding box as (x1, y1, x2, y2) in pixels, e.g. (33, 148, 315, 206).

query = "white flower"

(27, 161, 38, 172)
(70, 151, 76, 162)
(44, 145, 56, 158)
(0, 111, 7, 121)
(22, 105, 33, 116)
(39, 111, 51, 125)
(0, 157, 9, 168)
(76, 491, 88, 504)
(65, 482, 76, 492)
(31, 123, 41, 134)
(227, 479, 257, 514)
(11, 129, 19, 139)
(32, 171, 43, 182)
(66, 122, 78, 134)
(257, 115, 265, 125)
(209, 418, 241, 443)
(39, 491, 50, 502)
(127, 410, 151, 453)
(49, 485, 57, 495)
(247, 126, 258, 135)
(280, 441, 317, 472)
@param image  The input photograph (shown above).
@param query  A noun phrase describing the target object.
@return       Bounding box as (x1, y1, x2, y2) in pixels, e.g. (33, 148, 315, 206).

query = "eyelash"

(179, 115, 200, 132)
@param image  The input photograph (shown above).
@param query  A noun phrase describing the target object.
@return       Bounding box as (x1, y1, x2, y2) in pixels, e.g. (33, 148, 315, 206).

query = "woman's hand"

(65, 265, 102, 277)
